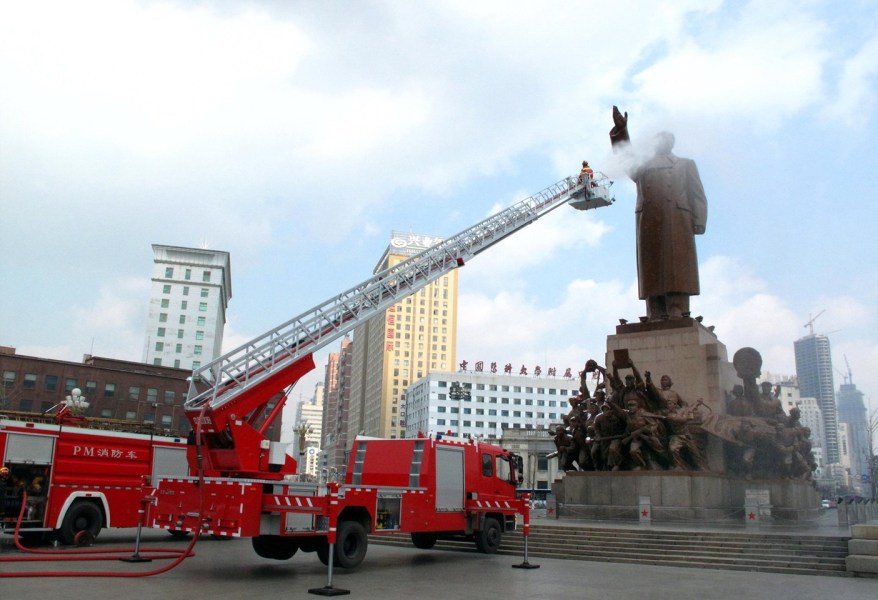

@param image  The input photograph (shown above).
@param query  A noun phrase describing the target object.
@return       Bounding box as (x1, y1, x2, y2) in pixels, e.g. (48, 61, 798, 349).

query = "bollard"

(837, 498, 849, 527)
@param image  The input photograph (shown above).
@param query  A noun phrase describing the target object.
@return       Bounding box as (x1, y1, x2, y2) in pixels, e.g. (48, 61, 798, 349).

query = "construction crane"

(803, 309, 825, 335)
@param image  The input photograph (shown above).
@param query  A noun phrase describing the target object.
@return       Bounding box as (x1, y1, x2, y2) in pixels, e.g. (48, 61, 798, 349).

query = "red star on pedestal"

(748, 512, 756, 520)
(641, 509, 649, 518)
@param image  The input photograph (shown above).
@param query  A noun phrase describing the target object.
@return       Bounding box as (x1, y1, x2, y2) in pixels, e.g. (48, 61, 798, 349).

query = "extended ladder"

(185, 173, 613, 413)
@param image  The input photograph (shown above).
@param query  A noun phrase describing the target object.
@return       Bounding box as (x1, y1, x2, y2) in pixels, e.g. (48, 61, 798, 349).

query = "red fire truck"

(147, 170, 613, 568)
(0, 405, 188, 544)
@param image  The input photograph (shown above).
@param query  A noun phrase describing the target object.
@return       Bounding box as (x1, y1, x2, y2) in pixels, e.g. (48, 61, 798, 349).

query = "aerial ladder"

(184, 170, 614, 478)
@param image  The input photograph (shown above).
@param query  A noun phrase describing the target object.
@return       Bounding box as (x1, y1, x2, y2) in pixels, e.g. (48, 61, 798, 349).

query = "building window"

(20, 399, 32, 412)
(147, 388, 158, 403)
(179, 315, 186, 324)
(195, 331, 204, 341)
(192, 361, 201, 369)
(157, 327, 166, 337)
(163, 284, 171, 294)
(159, 313, 168, 323)
(129, 386, 140, 401)
(85, 381, 97, 395)
(194, 345, 203, 355)
(200, 288, 209, 298)
(64, 378, 77, 393)
(164, 391, 175, 404)
(101, 409, 113, 418)
(176, 343, 182, 353)
(155, 342, 164, 351)
(165, 267, 174, 278)
(23, 373, 37, 389)
(161, 415, 172, 427)
(173, 360, 180, 368)
(153, 358, 162, 366)
(202, 271, 211, 282)
(2, 371, 14, 387)
(104, 383, 116, 398)
(44, 375, 58, 392)
(177, 330, 184, 339)
(197, 317, 206, 326)
(185, 268, 191, 280)
(183, 286, 189, 296)
(199, 302, 207, 312)
(125, 411, 137, 420)
(181, 301, 188, 310)
(161, 299, 170, 308)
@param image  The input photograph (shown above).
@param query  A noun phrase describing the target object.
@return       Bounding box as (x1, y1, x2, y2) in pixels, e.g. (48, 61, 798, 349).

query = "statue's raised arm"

(610, 105, 629, 146)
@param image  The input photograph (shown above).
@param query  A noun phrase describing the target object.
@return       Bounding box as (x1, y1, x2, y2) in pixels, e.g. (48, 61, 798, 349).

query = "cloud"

(822, 33, 878, 125)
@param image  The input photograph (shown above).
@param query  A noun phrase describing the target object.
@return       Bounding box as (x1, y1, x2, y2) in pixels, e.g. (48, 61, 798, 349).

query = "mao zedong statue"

(610, 106, 708, 321)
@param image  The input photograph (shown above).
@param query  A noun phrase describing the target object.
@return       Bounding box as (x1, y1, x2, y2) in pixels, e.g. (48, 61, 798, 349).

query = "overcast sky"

(2, 1, 877, 432)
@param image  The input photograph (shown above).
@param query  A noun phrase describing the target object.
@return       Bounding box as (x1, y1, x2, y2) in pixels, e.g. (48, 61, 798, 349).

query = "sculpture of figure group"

(550, 358, 708, 473)
(550, 354, 817, 481)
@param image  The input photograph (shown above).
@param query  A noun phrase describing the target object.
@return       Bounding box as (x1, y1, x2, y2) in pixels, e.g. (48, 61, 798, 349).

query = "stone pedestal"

(606, 317, 738, 471)
(552, 471, 820, 523)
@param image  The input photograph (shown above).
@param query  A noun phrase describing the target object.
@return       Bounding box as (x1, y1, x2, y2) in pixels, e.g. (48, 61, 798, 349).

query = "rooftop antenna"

(803, 309, 825, 335)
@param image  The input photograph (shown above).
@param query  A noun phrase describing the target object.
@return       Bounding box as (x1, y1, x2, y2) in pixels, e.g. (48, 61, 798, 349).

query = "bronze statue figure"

(550, 351, 816, 480)
(610, 106, 708, 320)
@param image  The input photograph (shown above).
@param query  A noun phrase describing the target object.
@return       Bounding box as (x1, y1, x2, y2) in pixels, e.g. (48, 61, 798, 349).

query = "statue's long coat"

(628, 153, 707, 299)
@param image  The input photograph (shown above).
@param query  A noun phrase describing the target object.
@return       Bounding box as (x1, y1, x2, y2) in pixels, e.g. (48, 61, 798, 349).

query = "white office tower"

(292, 392, 324, 478)
(143, 245, 232, 370)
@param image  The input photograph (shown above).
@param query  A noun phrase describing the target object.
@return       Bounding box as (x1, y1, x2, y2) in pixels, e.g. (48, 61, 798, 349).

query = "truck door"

(434, 446, 464, 512)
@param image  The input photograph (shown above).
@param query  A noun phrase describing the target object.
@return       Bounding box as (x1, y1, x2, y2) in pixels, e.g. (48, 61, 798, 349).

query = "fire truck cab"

(345, 435, 524, 553)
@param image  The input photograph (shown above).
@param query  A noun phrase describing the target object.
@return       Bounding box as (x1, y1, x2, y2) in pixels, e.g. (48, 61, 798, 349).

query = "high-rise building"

(794, 334, 839, 463)
(290, 389, 323, 478)
(143, 245, 231, 371)
(348, 232, 459, 441)
(837, 373, 869, 484)
(322, 338, 353, 471)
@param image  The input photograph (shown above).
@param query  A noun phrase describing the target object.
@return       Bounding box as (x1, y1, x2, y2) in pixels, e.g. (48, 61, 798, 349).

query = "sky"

(2, 0, 877, 435)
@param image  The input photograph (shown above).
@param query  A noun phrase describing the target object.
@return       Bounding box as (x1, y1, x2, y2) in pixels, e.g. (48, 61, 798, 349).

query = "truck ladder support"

(511, 494, 540, 569)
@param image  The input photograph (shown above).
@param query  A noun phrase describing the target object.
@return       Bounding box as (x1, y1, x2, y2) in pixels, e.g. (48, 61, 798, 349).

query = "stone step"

(505, 539, 849, 559)
(368, 523, 850, 577)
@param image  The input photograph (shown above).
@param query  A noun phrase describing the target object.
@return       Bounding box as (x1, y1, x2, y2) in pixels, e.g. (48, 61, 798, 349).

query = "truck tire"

(334, 520, 368, 568)
(59, 501, 102, 545)
(410, 532, 437, 549)
(474, 517, 502, 554)
(251, 535, 299, 560)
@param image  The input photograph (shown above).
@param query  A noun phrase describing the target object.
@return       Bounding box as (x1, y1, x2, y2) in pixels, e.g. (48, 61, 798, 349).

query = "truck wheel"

(474, 517, 502, 554)
(59, 501, 102, 546)
(410, 532, 437, 549)
(334, 520, 368, 568)
(316, 540, 330, 565)
(251, 535, 298, 560)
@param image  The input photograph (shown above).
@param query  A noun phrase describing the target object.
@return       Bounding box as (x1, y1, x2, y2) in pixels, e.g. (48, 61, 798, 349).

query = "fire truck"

(148, 170, 614, 568)
(0, 402, 188, 544)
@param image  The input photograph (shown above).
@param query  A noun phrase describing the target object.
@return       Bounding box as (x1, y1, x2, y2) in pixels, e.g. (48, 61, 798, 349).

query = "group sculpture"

(550, 351, 816, 481)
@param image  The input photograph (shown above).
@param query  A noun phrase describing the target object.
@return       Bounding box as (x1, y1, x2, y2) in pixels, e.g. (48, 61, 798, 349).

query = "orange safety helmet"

(0, 466, 10, 477)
